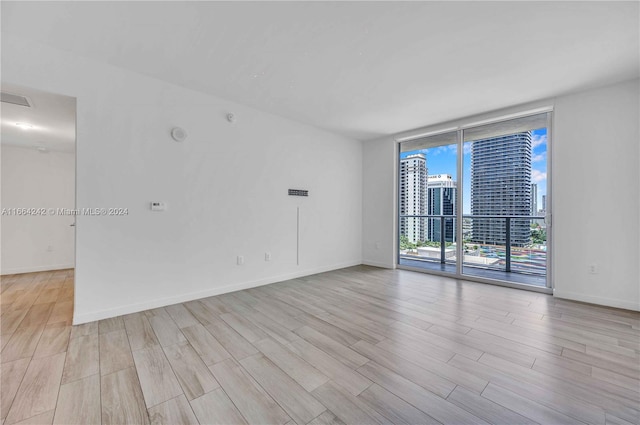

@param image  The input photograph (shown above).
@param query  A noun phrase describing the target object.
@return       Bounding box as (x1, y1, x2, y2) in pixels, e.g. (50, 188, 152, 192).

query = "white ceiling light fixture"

(15, 122, 33, 130)
(227, 113, 236, 123)
(35, 145, 48, 153)
(170, 126, 187, 142)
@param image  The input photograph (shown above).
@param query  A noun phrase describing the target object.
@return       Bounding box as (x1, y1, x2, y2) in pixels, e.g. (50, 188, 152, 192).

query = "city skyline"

(400, 128, 547, 214)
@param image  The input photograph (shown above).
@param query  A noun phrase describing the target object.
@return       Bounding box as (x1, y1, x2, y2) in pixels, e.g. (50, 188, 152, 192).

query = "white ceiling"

(1, 83, 76, 153)
(1, 1, 638, 141)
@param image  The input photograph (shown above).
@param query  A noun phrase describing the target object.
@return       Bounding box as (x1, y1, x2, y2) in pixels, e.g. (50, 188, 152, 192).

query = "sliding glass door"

(398, 112, 551, 290)
(398, 131, 459, 273)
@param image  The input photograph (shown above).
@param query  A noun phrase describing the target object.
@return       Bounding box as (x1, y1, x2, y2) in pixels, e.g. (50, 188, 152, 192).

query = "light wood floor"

(1, 266, 639, 425)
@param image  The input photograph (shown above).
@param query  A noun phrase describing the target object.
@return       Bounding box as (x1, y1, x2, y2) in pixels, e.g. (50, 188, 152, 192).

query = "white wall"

(362, 137, 396, 268)
(362, 79, 639, 311)
(1, 146, 76, 274)
(2, 35, 363, 323)
(552, 79, 639, 311)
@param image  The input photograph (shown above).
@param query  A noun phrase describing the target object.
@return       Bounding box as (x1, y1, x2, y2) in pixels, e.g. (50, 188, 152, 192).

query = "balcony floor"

(399, 257, 547, 287)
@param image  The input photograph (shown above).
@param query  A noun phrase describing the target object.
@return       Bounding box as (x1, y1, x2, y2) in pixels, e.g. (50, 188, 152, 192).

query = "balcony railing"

(399, 214, 546, 277)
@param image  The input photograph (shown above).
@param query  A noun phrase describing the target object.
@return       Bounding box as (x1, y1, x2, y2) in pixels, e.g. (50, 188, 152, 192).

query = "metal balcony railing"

(400, 214, 546, 275)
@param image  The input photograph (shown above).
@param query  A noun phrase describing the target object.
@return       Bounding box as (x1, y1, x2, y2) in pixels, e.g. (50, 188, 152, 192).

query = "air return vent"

(1, 92, 31, 107)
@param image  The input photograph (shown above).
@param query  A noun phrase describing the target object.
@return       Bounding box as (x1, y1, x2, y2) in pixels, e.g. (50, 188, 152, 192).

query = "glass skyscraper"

(471, 132, 532, 247)
(427, 174, 457, 243)
(399, 154, 427, 243)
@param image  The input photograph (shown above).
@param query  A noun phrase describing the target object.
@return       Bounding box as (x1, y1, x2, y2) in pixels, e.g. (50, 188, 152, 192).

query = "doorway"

(1, 84, 77, 297)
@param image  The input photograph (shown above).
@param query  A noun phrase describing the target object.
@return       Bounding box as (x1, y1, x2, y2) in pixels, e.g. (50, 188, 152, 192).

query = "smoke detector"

(171, 127, 187, 142)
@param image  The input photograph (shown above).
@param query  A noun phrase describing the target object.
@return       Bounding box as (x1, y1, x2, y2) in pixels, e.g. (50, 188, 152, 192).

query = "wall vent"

(288, 189, 309, 197)
(1, 92, 31, 107)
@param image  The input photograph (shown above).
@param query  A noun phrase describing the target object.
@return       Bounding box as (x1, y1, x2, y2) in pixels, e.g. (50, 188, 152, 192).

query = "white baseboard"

(362, 260, 394, 269)
(553, 289, 640, 312)
(73, 260, 362, 324)
(1, 264, 75, 275)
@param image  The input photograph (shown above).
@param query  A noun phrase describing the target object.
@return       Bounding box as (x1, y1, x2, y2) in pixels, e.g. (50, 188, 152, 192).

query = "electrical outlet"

(265, 252, 271, 262)
(588, 264, 598, 274)
(237, 256, 244, 266)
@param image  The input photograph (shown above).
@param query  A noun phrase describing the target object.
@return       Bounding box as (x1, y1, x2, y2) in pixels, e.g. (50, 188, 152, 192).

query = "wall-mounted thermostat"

(150, 201, 167, 211)
(288, 189, 309, 197)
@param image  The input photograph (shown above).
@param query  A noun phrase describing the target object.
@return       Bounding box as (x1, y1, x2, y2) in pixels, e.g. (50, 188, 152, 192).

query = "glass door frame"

(396, 110, 553, 294)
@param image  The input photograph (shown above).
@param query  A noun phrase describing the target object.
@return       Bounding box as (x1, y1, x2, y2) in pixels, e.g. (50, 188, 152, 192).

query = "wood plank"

(183, 300, 218, 327)
(0, 310, 29, 351)
(0, 358, 31, 421)
(563, 348, 639, 379)
(11, 410, 54, 425)
(447, 385, 536, 425)
(240, 354, 326, 424)
(311, 381, 392, 425)
(33, 323, 70, 359)
(203, 318, 258, 360)
(307, 410, 346, 425)
(592, 366, 640, 393)
(481, 383, 583, 425)
(190, 388, 248, 425)
(253, 338, 328, 392)
(243, 310, 300, 346)
(124, 312, 159, 351)
(101, 367, 150, 425)
(163, 341, 219, 400)
(147, 394, 198, 425)
(356, 361, 490, 425)
(220, 312, 268, 343)
(181, 324, 231, 366)
(62, 334, 99, 384)
(46, 301, 73, 326)
(351, 340, 456, 398)
(146, 309, 187, 347)
(209, 358, 289, 425)
(18, 303, 54, 327)
(99, 329, 134, 376)
(34, 289, 60, 305)
(453, 353, 608, 424)
(98, 316, 124, 334)
(5, 352, 65, 424)
(286, 338, 372, 396)
(373, 338, 488, 393)
(294, 325, 368, 369)
(358, 383, 440, 425)
(69, 322, 97, 340)
(53, 374, 100, 425)
(1, 323, 45, 363)
(132, 345, 183, 408)
(165, 304, 199, 329)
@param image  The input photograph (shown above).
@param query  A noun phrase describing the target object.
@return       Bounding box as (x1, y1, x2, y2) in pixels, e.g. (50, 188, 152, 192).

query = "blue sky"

(401, 128, 547, 213)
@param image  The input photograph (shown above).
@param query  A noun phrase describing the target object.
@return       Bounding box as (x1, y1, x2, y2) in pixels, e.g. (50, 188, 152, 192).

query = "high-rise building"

(471, 132, 532, 247)
(427, 174, 457, 242)
(541, 195, 547, 213)
(531, 183, 538, 216)
(399, 153, 427, 243)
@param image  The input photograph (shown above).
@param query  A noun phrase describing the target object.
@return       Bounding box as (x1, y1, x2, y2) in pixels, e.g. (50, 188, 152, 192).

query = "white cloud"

(531, 133, 547, 149)
(532, 169, 547, 183)
(532, 152, 546, 163)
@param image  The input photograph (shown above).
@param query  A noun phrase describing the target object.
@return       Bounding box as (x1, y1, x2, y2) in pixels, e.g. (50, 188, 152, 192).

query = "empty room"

(1, 1, 638, 425)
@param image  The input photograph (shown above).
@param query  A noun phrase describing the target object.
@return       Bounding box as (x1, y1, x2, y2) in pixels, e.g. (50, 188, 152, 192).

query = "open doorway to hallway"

(1, 83, 77, 313)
